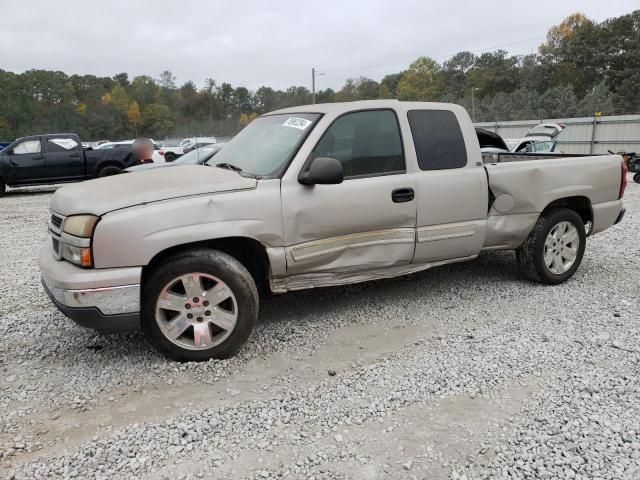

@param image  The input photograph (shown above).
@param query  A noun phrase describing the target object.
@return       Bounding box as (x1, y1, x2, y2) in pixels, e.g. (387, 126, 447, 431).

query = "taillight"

(159, 150, 165, 156)
(619, 159, 628, 199)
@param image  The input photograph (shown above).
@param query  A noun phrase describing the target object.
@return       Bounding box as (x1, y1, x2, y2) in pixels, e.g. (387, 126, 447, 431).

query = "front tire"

(0, 178, 5, 197)
(634, 173, 640, 184)
(164, 152, 176, 162)
(141, 249, 259, 361)
(98, 166, 123, 177)
(516, 208, 586, 285)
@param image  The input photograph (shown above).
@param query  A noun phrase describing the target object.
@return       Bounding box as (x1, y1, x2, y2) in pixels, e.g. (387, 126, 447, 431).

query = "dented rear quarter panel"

(482, 155, 622, 248)
(485, 155, 621, 214)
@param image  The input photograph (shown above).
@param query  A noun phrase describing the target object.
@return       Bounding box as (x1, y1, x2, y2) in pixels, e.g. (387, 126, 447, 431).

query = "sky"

(1, 1, 638, 92)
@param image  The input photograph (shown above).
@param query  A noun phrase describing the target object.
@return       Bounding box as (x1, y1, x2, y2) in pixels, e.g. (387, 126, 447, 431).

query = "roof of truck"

(268, 100, 462, 115)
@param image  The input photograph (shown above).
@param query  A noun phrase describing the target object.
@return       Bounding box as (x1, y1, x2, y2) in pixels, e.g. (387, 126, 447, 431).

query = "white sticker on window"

(282, 117, 312, 130)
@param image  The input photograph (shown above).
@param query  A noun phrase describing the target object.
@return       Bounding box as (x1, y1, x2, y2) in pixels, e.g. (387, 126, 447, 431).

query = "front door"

(7, 137, 47, 183)
(281, 109, 417, 278)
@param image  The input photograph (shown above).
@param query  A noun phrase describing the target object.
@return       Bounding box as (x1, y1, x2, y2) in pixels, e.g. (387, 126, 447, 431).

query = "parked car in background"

(97, 140, 165, 162)
(0, 133, 136, 195)
(126, 144, 224, 172)
(506, 123, 566, 152)
(181, 136, 217, 154)
(158, 139, 185, 162)
(0, 140, 12, 150)
(183, 140, 217, 154)
(39, 100, 626, 361)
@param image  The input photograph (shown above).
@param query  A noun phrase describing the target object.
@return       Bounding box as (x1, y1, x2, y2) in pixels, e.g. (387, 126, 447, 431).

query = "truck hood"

(50, 165, 258, 216)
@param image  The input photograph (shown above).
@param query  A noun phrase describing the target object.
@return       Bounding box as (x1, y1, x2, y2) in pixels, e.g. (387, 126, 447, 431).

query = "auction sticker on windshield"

(282, 117, 312, 130)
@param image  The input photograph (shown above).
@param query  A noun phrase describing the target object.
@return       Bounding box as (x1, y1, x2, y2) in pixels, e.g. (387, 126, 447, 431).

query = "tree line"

(0, 10, 638, 141)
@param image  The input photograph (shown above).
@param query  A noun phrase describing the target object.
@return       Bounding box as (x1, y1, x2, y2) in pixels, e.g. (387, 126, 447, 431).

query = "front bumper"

(39, 244, 141, 332)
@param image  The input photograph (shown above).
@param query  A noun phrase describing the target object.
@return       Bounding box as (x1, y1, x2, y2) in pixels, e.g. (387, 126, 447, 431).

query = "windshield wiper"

(215, 162, 243, 172)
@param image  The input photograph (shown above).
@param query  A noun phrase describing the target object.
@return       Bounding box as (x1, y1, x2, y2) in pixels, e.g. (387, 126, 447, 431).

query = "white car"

(505, 123, 566, 153)
(158, 139, 186, 162)
(181, 136, 217, 153)
(96, 140, 165, 163)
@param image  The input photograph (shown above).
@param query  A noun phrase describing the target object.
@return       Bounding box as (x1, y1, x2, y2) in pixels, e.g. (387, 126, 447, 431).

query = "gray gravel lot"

(1, 179, 639, 479)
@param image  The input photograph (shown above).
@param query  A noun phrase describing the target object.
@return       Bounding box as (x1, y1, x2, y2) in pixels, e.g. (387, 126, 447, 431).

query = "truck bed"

(482, 154, 623, 250)
(482, 151, 590, 164)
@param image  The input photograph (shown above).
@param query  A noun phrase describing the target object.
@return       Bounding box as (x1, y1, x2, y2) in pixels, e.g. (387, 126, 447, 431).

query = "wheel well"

(543, 196, 592, 226)
(142, 237, 271, 294)
(95, 161, 125, 176)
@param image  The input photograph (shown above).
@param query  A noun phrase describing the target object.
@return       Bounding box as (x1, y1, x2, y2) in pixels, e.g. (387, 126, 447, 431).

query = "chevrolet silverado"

(38, 101, 627, 361)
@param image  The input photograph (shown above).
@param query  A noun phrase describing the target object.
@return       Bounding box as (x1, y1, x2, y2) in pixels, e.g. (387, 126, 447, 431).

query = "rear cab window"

(46, 137, 79, 153)
(407, 110, 467, 170)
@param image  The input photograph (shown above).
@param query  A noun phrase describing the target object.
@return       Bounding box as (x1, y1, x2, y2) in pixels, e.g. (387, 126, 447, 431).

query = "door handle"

(391, 187, 415, 203)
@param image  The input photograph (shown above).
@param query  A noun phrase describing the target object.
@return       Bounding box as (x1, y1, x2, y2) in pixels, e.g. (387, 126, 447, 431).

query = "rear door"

(408, 109, 488, 263)
(5, 137, 47, 183)
(43, 135, 85, 180)
(281, 109, 417, 277)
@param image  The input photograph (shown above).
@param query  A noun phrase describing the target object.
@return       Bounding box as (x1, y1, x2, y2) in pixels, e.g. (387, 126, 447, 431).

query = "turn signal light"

(80, 248, 93, 267)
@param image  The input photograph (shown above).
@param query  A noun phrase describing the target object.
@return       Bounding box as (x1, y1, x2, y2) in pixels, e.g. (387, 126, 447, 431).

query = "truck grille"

(49, 212, 65, 260)
(51, 214, 63, 230)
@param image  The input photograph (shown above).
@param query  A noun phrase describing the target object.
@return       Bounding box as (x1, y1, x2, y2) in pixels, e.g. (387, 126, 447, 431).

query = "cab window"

(13, 139, 41, 155)
(407, 110, 467, 170)
(311, 109, 404, 178)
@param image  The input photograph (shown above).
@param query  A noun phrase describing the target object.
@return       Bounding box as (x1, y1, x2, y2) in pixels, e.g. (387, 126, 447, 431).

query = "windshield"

(175, 146, 221, 165)
(207, 113, 321, 177)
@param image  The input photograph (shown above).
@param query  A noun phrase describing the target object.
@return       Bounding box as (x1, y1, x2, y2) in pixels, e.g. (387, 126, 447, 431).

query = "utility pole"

(312, 67, 325, 104)
(471, 87, 479, 123)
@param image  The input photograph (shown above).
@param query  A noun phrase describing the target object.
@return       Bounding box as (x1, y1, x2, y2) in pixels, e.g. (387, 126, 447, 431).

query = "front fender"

(91, 180, 284, 271)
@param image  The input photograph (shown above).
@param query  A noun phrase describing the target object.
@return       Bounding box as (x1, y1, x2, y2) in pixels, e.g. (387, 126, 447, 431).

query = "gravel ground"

(1, 179, 639, 480)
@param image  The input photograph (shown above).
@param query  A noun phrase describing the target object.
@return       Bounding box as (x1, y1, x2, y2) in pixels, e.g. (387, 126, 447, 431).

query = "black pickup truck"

(0, 133, 136, 196)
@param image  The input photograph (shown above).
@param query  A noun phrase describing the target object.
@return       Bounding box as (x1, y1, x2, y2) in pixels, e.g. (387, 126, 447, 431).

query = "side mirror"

(298, 157, 344, 185)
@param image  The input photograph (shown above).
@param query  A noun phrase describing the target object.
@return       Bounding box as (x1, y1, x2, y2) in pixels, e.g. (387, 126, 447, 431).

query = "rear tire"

(516, 208, 586, 285)
(98, 166, 123, 177)
(634, 173, 640, 184)
(141, 249, 259, 362)
(0, 178, 5, 197)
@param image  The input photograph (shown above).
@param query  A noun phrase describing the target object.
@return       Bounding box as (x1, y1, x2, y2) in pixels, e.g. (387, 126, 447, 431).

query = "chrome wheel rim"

(155, 273, 238, 351)
(544, 221, 579, 275)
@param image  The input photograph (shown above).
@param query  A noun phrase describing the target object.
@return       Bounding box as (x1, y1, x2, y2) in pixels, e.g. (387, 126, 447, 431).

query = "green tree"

(539, 85, 578, 118)
(397, 57, 443, 101)
(441, 51, 476, 99)
(577, 82, 615, 116)
(143, 103, 173, 137)
(158, 70, 177, 89)
(467, 50, 519, 97)
(379, 73, 403, 98)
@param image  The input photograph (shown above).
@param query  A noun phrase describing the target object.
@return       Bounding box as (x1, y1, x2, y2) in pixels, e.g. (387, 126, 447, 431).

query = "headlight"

(63, 215, 99, 238)
(60, 214, 98, 267)
(60, 243, 93, 268)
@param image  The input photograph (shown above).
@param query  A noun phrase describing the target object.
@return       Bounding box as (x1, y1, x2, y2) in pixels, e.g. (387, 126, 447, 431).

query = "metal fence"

(475, 114, 640, 155)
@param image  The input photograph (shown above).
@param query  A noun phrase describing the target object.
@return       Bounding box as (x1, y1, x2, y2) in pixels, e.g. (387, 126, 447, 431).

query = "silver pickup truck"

(39, 100, 627, 361)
